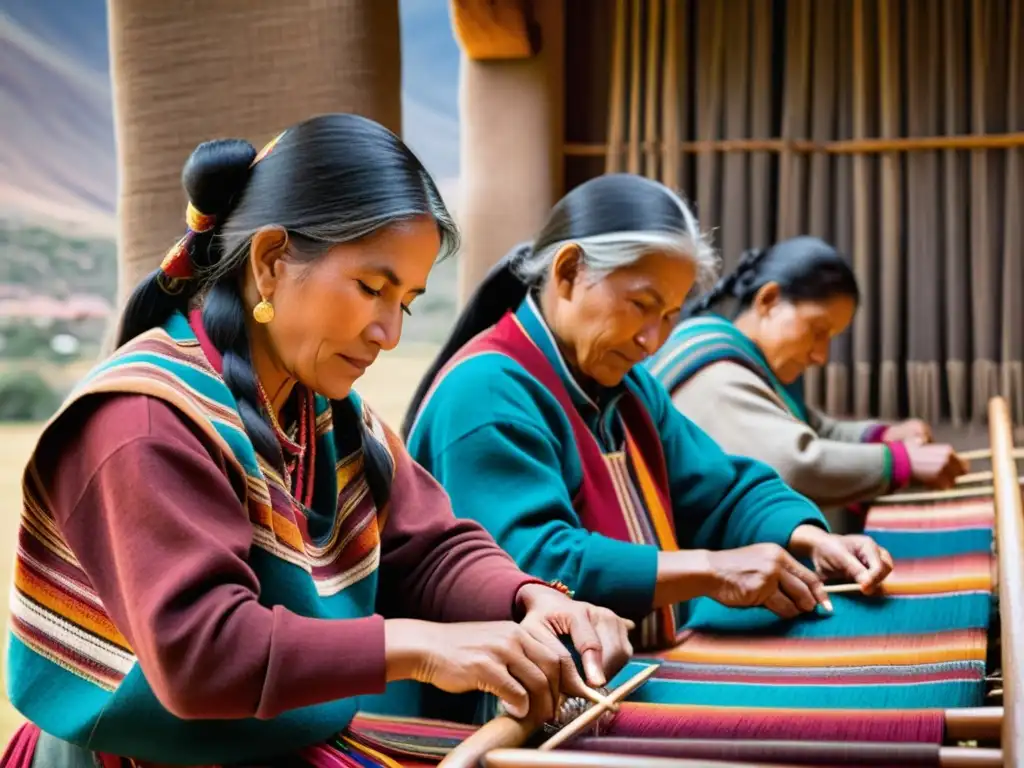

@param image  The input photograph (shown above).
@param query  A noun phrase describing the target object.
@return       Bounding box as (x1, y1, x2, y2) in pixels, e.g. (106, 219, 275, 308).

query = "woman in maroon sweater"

(2, 114, 632, 768)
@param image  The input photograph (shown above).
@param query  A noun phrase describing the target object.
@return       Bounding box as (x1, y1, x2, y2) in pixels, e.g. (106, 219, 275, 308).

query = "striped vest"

(7, 312, 395, 765)
(644, 315, 809, 423)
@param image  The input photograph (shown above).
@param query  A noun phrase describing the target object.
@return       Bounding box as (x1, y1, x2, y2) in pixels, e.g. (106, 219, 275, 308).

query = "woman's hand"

(906, 443, 969, 489)
(882, 418, 932, 445)
(385, 618, 568, 721)
(789, 525, 893, 593)
(515, 583, 634, 694)
(382, 587, 634, 723)
(702, 543, 831, 619)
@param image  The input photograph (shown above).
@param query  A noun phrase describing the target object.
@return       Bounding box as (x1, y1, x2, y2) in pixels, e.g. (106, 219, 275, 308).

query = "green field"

(0, 349, 437, 745)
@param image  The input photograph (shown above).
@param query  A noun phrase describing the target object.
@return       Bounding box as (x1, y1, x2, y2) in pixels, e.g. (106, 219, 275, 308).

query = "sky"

(0, 0, 461, 234)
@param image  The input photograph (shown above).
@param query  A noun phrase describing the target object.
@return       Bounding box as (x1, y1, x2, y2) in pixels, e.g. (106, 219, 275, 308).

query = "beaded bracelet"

(547, 580, 575, 598)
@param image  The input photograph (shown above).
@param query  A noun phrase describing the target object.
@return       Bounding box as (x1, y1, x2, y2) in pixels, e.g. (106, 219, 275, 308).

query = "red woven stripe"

(607, 702, 946, 743)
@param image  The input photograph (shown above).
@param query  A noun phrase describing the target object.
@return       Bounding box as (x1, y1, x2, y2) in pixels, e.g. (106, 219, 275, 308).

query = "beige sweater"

(672, 361, 892, 517)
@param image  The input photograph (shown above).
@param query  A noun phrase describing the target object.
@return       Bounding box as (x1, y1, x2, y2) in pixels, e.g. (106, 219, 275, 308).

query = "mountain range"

(0, 0, 461, 237)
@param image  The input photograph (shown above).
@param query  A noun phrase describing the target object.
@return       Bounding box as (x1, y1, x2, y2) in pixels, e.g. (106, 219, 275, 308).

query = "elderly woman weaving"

(644, 236, 967, 531)
(1, 114, 635, 768)
(402, 174, 893, 662)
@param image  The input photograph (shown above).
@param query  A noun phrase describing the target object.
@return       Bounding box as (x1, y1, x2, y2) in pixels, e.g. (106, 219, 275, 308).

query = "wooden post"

(453, 0, 565, 305)
(107, 0, 402, 304)
(988, 396, 1024, 767)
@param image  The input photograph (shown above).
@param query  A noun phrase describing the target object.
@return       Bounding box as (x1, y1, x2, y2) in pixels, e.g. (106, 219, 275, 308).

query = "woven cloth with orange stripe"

(335, 493, 996, 762)
(585, 492, 995, 744)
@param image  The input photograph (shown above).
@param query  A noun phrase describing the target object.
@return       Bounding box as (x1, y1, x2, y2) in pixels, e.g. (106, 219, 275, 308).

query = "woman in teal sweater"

(403, 174, 893, 656)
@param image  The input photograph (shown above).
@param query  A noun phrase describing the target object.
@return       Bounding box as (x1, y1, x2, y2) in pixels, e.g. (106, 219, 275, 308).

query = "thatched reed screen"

(563, 0, 1024, 425)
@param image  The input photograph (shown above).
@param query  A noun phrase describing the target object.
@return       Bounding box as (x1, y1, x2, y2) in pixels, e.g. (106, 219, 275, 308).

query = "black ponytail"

(683, 236, 859, 320)
(203, 281, 284, 468)
(113, 138, 285, 465)
(115, 139, 257, 348)
(400, 243, 531, 439)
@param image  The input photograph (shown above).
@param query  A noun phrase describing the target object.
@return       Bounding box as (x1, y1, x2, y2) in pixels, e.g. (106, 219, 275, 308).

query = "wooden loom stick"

(438, 664, 659, 768)
(958, 471, 1024, 485)
(988, 396, 1024, 764)
(484, 751, 799, 768)
(944, 707, 1002, 742)
(625, 0, 642, 174)
(603, 0, 626, 174)
(959, 447, 1024, 462)
(958, 469, 994, 484)
(823, 582, 870, 594)
(539, 664, 659, 751)
(522, 739, 1004, 768)
(483, 746, 1002, 768)
(876, 485, 996, 503)
(437, 715, 538, 768)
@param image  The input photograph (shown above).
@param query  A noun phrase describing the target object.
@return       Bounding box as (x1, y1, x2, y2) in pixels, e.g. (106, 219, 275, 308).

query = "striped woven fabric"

(345, 713, 478, 765)
(2, 717, 474, 768)
(597, 492, 995, 742)
(329, 495, 995, 762)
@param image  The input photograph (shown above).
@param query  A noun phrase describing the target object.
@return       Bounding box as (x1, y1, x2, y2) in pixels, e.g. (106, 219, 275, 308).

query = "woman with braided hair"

(1, 113, 634, 767)
(644, 235, 967, 531)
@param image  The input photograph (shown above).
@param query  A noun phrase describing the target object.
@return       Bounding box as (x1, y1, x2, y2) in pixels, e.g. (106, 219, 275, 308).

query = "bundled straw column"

(107, 0, 403, 301)
(452, 0, 565, 305)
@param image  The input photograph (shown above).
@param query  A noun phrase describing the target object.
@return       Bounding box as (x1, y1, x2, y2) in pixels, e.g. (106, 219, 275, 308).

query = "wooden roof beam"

(450, 0, 540, 60)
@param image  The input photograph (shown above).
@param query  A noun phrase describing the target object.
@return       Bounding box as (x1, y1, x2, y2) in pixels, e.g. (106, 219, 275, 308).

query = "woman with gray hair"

(401, 174, 892, 673)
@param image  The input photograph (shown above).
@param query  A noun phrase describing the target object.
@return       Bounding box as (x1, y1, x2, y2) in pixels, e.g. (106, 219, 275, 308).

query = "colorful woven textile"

(1, 719, 470, 767)
(598, 492, 995, 741)
(346, 713, 477, 764)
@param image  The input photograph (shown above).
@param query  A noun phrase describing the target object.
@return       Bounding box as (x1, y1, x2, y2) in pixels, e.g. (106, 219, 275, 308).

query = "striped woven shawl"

(645, 314, 810, 422)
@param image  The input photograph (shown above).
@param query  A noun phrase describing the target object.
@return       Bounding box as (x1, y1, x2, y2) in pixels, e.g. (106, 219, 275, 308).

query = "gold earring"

(253, 298, 275, 324)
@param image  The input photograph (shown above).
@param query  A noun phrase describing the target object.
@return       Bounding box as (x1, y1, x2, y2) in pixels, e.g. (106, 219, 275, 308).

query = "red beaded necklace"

(256, 378, 317, 509)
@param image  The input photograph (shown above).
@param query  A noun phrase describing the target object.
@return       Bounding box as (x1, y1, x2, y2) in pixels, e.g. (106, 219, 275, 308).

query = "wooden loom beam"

(484, 746, 1005, 768)
(987, 397, 1024, 767)
(483, 752, 795, 767)
(482, 748, 1005, 767)
(449, 0, 538, 61)
(562, 130, 1024, 157)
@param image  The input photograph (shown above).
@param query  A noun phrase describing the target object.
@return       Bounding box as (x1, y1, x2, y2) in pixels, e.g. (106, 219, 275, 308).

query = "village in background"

(0, 0, 462, 426)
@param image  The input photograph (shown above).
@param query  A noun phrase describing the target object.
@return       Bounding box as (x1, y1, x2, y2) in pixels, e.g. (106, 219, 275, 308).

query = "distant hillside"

(0, 0, 461, 235)
(1, 1, 462, 341)
(0, 217, 456, 344)
(0, 11, 116, 236)
(0, 220, 116, 303)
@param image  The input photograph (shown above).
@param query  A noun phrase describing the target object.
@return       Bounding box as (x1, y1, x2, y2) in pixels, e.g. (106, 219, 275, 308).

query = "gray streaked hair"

(511, 177, 718, 294)
(402, 174, 718, 438)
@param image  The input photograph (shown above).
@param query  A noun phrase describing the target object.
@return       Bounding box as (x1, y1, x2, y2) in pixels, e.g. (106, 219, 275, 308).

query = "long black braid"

(685, 247, 768, 317)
